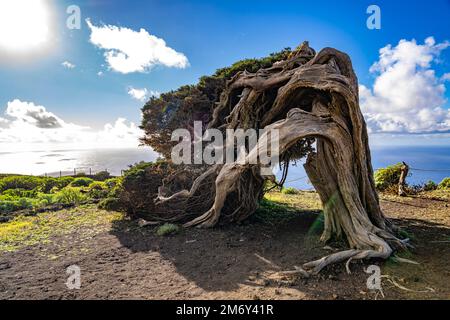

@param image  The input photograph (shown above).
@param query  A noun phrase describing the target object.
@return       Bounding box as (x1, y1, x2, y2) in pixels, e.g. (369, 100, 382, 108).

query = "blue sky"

(0, 0, 450, 150)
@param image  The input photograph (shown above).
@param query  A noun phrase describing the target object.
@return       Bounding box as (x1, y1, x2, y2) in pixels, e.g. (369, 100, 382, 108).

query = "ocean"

(0, 147, 158, 177)
(282, 146, 450, 190)
(0, 146, 449, 188)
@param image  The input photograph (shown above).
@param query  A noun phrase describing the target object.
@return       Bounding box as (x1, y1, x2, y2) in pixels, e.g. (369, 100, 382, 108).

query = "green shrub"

(46, 177, 75, 193)
(438, 177, 450, 190)
(0, 176, 42, 192)
(36, 193, 55, 203)
(87, 181, 108, 199)
(55, 187, 86, 205)
(38, 178, 58, 193)
(0, 197, 33, 213)
(281, 187, 299, 195)
(69, 177, 94, 187)
(253, 198, 297, 225)
(0, 176, 75, 194)
(104, 178, 121, 196)
(53, 177, 74, 190)
(118, 161, 174, 217)
(104, 178, 119, 188)
(33, 193, 56, 208)
(374, 163, 404, 191)
(88, 181, 107, 190)
(94, 171, 111, 181)
(156, 223, 180, 236)
(1, 188, 37, 198)
(423, 180, 438, 191)
(213, 47, 292, 79)
(104, 178, 122, 199)
(98, 197, 122, 211)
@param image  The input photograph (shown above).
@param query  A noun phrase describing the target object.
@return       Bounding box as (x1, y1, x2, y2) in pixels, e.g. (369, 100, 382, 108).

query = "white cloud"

(97, 71, 103, 76)
(86, 19, 189, 74)
(0, 99, 143, 150)
(97, 118, 142, 145)
(127, 87, 148, 101)
(0, 117, 9, 128)
(61, 61, 75, 69)
(360, 37, 450, 133)
(6, 99, 66, 129)
(442, 73, 450, 81)
(127, 87, 160, 102)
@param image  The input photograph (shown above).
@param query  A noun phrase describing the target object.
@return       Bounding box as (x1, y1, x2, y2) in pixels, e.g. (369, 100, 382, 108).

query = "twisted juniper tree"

(140, 42, 407, 274)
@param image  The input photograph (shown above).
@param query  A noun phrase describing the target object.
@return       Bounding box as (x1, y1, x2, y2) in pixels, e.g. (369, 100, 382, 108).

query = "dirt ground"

(0, 191, 449, 300)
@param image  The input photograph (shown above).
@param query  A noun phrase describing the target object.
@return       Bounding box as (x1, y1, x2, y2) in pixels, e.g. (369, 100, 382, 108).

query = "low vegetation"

(374, 163, 404, 192)
(0, 206, 123, 252)
(1, 162, 448, 229)
(438, 177, 450, 190)
(281, 187, 300, 195)
(116, 161, 172, 216)
(374, 163, 450, 194)
(0, 174, 120, 218)
(156, 223, 180, 236)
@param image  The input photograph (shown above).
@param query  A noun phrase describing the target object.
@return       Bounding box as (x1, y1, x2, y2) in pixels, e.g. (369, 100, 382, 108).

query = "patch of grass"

(264, 191, 322, 211)
(281, 187, 299, 195)
(397, 228, 416, 242)
(438, 177, 450, 190)
(417, 189, 450, 201)
(253, 198, 298, 224)
(54, 187, 87, 205)
(0, 206, 124, 253)
(156, 223, 180, 236)
(251, 191, 322, 225)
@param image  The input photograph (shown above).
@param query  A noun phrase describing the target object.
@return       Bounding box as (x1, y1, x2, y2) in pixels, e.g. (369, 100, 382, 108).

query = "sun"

(0, 0, 52, 53)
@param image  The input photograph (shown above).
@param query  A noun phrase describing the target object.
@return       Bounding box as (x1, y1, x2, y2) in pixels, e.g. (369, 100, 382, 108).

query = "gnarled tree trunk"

(152, 42, 407, 274)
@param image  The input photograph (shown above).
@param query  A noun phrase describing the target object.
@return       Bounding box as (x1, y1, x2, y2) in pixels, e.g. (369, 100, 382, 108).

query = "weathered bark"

(398, 162, 409, 197)
(152, 41, 406, 274)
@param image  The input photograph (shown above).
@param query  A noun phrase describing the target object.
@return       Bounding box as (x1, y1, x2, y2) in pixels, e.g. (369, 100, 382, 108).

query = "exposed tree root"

(381, 275, 435, 294)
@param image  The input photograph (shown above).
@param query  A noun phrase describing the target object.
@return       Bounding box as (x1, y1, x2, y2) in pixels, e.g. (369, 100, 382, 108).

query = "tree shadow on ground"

(109, 205, 450, 298)
(110, 202, 356, 298)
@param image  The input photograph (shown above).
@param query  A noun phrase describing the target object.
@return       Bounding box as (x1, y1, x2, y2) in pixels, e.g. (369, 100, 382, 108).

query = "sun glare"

(0, 0, 52, 53)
